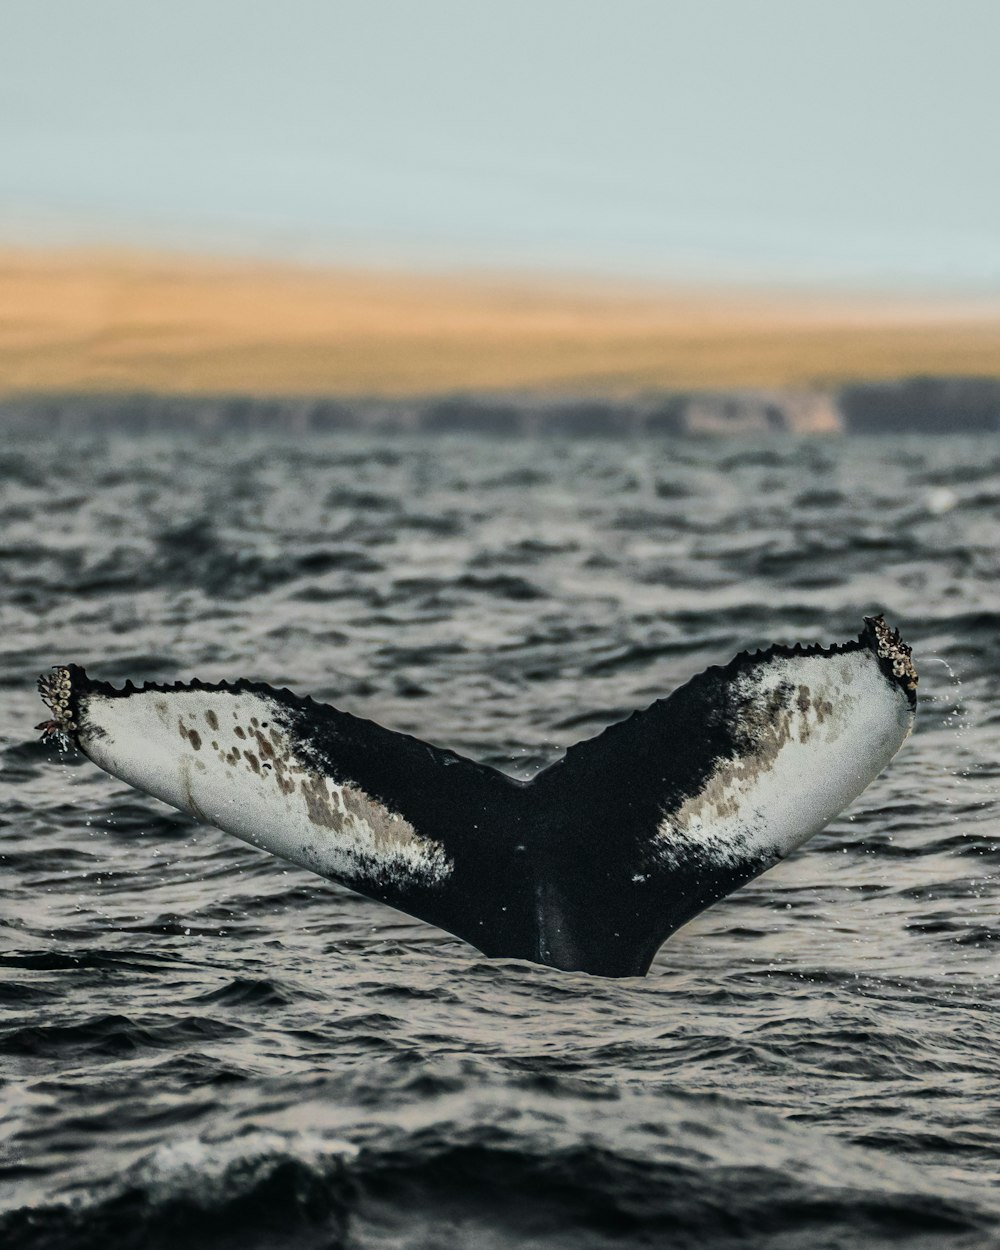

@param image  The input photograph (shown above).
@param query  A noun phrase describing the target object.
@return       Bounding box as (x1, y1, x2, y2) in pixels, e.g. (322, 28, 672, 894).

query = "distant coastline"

(4, 379, 1000, 435)
(2, 249, 999, 433)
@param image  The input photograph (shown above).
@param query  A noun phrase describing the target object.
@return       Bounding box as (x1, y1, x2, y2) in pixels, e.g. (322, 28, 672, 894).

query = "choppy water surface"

(2, 432, 998, 1249)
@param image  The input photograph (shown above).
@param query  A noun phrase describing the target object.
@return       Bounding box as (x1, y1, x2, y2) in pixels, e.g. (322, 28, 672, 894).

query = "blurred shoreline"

(2, 248, 1000, 433)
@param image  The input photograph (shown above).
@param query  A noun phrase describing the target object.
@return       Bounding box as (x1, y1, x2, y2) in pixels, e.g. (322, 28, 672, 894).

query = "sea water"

(1, 431, 998, 1248)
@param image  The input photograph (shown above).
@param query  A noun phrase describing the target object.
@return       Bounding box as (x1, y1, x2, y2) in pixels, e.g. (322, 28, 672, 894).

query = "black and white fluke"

(38, 617, 917, 977)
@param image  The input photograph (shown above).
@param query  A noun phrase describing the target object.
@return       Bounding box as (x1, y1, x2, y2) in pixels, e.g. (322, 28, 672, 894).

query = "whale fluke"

(37, 617, 916, 977)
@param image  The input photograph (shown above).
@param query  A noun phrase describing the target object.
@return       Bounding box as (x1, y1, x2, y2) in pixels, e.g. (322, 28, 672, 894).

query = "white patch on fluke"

(656, 648, 914, 870)
(75, 687, 452, 889)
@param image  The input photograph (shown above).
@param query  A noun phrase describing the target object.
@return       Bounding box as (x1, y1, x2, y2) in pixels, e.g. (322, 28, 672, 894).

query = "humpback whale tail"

(37, 617, 916, 977)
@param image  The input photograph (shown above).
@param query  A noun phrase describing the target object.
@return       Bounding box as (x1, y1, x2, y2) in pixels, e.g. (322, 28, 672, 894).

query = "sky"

(3, 0, 999, 289)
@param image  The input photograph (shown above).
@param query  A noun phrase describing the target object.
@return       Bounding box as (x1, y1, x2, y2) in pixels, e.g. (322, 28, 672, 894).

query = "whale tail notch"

(38, 617, 916, 977)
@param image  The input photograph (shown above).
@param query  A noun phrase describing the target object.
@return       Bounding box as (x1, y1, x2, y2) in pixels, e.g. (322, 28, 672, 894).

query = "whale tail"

(38, 617, 916, 977)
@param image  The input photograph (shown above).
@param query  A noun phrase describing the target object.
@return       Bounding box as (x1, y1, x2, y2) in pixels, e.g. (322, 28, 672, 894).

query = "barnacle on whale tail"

(36, 665, 77, 742)
(869, 614, 918, 691)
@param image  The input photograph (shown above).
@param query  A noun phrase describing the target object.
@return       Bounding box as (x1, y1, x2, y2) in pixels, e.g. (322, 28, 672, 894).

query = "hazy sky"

(3, 1, 999, 287)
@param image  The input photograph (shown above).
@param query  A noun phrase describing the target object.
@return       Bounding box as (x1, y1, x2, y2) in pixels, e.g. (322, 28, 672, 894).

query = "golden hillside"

(1, 249, 999, 397)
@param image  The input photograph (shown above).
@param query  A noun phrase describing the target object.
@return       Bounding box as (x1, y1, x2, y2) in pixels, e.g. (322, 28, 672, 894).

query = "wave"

(3, 1087, 994, 1250)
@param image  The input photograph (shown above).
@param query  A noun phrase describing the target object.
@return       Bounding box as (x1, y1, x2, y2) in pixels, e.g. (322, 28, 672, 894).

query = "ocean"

(1, 429, 997, 1248)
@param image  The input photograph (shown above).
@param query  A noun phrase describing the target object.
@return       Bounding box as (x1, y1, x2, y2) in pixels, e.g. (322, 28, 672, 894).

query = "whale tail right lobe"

(528, 621, 916, 975)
